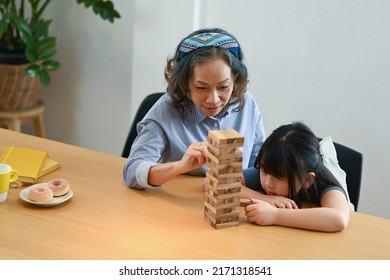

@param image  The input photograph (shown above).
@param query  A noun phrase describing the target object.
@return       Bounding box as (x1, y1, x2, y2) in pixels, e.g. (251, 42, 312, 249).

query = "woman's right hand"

(148, 141, 208, 186)
(178, 141, 208, 173)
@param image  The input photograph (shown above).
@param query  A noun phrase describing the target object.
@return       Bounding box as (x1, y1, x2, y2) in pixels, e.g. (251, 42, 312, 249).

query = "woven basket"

(0, 63, 41, 111)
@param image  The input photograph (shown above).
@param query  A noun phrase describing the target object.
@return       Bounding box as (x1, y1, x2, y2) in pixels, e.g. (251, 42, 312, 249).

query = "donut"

(28, 185, 53, 202)
(47, 179, 70, 196)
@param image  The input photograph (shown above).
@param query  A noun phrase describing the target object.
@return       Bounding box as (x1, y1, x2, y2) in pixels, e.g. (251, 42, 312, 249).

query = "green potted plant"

(0, 0, 120, 110)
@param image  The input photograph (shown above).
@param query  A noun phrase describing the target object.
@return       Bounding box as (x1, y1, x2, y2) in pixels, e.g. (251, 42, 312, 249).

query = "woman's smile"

(202, 104, 222, 115)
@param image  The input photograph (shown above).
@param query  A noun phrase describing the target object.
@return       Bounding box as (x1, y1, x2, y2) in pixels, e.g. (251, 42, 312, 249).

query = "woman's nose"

(206, 89, 220, 104)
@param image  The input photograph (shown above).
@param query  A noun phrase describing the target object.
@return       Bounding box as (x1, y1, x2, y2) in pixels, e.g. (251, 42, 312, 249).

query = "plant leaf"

(39, 70, 51, 86)
(37, 47, 56, 60)
(0, 19, 8, 38)
(24, 64, 41, 77)
(25, 47, 39, 62)
(13, 16, 32, 38)
(35, 37, 56, 51)
(31, 19, 52, 38)
(42, 60, 61, 71)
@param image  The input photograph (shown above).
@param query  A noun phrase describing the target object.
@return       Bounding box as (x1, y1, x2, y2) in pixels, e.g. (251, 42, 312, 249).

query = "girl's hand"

(260, 195, 299, 209)
(178, 141, 208, 173)
(240, 185, 298, 209)
(245, 199, 278, 226)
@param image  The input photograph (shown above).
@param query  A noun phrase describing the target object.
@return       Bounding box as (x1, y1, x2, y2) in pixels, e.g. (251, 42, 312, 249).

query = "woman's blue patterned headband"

(178, 32, 239, 60)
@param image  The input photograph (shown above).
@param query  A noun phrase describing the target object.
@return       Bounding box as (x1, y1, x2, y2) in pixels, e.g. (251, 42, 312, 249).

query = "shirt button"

(213, 123, 218, 128)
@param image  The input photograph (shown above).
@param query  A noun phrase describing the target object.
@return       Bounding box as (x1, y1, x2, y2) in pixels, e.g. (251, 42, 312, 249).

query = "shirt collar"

(188, 103, 234, 124)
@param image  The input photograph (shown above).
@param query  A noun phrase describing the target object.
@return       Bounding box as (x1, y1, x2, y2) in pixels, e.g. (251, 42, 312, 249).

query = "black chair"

(331, 141, 363, 211)
(121, 92, 164, 158)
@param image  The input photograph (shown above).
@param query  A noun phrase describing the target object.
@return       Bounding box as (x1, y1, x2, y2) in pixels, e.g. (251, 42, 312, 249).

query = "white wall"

(34, 0, 389, 219)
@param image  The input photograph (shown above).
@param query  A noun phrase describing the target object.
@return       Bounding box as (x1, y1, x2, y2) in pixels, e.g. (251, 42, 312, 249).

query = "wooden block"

(208, 129, 244, 147)
(204, 200, 240, 215)
(240, 198, 251, 207)
(204, 201, 217, 215)
(207, 149, 243, 165)
(204, 182, 241, 195)
(204, 190, 241, 206)
(208, 150, 243, 161)
(203, 179, 241, 193)
(215, 220, 239, 229)
(207, 166, 242, 178)
(207, 143, 243, 156)
(204, 174, 242, 190)
(213, 172, 242, 180)
(214, 199, 240, 210)
(204, 197, 240, 211)
(204, 208, 240, 229)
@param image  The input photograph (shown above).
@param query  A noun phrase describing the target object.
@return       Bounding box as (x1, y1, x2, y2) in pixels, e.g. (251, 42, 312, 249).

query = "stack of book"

(0, 146, 60, 187)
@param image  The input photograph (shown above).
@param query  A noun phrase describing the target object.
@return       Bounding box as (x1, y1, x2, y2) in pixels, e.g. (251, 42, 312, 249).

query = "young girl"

(241, 122, 351, 232)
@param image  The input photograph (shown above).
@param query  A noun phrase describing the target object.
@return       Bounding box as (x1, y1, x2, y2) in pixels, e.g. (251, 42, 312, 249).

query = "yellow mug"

(0, 163, 19, 203)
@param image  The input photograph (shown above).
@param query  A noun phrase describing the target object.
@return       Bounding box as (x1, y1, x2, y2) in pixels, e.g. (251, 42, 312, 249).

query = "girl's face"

(260, 169, 304, 197)
(189, 58, 234, 117)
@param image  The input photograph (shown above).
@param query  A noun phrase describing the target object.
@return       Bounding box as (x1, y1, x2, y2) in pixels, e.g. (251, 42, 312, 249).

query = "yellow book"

(38, 158, 60, 177)
(9, 158, 60, 188)
(0, 146, 48, 183)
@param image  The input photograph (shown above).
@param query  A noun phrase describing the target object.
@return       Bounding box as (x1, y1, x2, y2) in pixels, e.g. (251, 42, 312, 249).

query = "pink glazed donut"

(28, 185, 53, 202)
(47, 179, 70, 196)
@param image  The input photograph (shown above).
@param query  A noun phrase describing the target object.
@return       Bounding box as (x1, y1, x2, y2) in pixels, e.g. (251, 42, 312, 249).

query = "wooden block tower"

(204, 129, 244, 229)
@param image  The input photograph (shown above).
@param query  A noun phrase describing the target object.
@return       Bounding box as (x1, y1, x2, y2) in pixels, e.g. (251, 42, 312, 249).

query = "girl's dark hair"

(255, 122, 341, 205)
(164, 28, 248, 114)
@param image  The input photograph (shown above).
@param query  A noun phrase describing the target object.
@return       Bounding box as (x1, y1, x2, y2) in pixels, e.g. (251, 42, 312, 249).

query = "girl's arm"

(241, 185, 299, 209)
(245, 189, 350, 232)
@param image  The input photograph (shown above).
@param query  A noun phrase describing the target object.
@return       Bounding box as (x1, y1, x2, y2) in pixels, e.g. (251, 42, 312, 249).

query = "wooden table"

(1, 128, 390, 260)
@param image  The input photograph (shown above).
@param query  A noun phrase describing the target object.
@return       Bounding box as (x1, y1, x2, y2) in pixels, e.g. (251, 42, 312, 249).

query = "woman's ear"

(303, 172, 316, 189)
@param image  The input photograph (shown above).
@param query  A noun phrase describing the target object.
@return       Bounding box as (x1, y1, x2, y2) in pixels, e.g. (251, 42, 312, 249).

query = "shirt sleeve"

(123, 120, 167, 189)
(319, 186, 350, 203)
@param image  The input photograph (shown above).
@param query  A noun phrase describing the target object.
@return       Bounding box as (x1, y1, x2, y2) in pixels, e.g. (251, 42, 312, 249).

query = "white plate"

(19, 183, 73, 207)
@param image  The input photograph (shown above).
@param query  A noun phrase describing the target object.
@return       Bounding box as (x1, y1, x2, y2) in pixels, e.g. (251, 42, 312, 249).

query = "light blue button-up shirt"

(123, 91, 265, 189)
